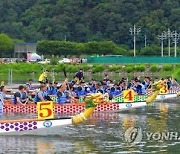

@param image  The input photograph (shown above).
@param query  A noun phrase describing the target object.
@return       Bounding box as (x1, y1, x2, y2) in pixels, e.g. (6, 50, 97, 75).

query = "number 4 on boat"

(123, 89, 135, 102)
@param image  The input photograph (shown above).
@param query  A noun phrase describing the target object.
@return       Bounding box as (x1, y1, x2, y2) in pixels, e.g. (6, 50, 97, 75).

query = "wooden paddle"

(62, 67, 70, 90)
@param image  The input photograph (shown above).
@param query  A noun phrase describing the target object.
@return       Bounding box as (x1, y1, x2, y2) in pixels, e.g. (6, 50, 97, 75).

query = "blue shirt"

(0, 92, 5, 116)
(26, 83, 34, 90)
(34, 91, 48, 103)
(0, 92, 5, 103)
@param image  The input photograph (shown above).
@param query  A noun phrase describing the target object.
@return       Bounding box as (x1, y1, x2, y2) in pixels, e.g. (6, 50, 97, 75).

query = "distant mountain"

(0, 0, 179, 46)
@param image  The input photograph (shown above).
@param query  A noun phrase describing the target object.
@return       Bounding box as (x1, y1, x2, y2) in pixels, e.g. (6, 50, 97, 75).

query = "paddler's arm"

(16, 97, 24, 105)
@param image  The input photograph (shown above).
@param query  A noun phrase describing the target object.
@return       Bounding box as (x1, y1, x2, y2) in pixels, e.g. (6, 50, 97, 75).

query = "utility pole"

(144, 35, 147, 47)
(158, 33, 167, 57)
(171, 31, 180, 57)
(129, 25, 141, 57)
(164, 28, 172, 57)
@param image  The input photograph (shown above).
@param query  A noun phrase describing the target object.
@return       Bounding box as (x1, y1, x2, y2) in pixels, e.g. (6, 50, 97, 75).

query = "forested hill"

(0, 0, 179, 45)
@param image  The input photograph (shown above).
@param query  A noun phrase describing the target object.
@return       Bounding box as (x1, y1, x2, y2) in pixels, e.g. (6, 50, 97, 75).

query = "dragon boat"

(0, 81, 165, 134)
(2, 81, 168, 115)
(0, 93, 105, 135)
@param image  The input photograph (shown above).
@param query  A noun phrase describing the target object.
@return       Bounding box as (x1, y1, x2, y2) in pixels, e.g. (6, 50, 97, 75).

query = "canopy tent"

(27, 53, 41, 62)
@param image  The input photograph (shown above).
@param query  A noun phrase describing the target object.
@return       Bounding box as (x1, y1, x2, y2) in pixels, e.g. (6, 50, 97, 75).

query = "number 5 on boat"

(37, 101, 54, 120)
(123, 89, 135, 102)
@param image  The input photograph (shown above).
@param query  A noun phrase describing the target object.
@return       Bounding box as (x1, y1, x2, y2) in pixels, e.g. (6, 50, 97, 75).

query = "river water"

(0, 98, 180, 154)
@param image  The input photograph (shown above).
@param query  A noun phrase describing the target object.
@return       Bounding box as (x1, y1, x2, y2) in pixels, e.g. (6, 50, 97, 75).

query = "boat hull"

(156, 93, 177, 101)
(3, 101, 147, 114)
(2, 91, 179, 114)
(0, 118, 72, 135)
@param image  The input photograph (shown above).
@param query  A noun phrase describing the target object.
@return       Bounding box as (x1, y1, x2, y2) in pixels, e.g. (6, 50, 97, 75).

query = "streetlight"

(171, 31, 180, 57)
(129, 25, 141, 57)
(158, 33, 167, 57)
(163, 28, 173, 57)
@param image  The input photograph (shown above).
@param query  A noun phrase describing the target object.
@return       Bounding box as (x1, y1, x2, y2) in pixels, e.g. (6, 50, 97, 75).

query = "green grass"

(0, 63, 179, 83)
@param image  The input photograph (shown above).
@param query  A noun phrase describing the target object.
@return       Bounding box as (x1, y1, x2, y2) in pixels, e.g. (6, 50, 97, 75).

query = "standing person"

(34, 84, 48, 103)
(74, 69, 84, 84)
(12, 85, 28, 105)
(38, 70, 49, 84)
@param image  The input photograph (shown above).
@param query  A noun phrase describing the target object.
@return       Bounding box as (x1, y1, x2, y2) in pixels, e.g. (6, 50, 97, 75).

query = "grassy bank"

(0, 63, 179, 83)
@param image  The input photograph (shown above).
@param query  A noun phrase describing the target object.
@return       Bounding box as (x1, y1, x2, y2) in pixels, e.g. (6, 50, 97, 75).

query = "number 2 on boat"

(123, 89, 135, 102)
(37, 101, 54, 120)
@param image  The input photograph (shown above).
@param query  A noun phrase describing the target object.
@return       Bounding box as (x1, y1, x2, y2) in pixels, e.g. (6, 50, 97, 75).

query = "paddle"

(62, 66, 70, 90)
(63, 66, 67, 79)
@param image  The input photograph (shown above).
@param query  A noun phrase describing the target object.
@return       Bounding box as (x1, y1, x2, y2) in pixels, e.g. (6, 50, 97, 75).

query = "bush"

(50, 57, 58, 65)
(108, 65, 121, 73)
(163, 64, 173, 71)
(66, 65, 78, 73)
(135, 65, 146, 72)
(173, 68, 180, 81)
(81, 64, 90, 71)
(150, 65, 159, 72)
(124, 66, 134, 73)
(92, 65, 105, 73)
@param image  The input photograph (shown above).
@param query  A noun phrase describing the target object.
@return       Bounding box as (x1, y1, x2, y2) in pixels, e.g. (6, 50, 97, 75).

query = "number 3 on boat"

(37, 101, 54, 120)
(160, 85, 168, 94)
(123, 89, 135, 102)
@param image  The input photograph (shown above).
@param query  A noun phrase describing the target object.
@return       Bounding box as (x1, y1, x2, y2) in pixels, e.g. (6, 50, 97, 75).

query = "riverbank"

(0, 63, 179, 83)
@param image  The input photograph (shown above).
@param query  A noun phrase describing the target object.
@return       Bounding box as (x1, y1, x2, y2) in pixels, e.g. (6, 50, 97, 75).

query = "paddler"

(38, 70, 49, 84)
(143, 77, 151, 89)
(0, 86, 6, 104)
(0, 86, 6, 114)
(57, 83, 71, 104)
(34, 84, 48, 104)
(26, 79, 34, 90)
(134, 80, 146, 95)
(12, 85, 28, 105)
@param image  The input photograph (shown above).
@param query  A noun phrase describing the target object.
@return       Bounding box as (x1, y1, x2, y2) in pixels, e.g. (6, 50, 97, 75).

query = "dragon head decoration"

(146, 80, 167, 104)
(152, 80, 166, 92)
(84, 93, 108, 108)
(72, 93, 109, 125)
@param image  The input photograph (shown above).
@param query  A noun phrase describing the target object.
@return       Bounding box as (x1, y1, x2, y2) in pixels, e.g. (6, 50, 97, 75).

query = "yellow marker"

(37, 101, 54, 120)
(123, 89, 135, 102)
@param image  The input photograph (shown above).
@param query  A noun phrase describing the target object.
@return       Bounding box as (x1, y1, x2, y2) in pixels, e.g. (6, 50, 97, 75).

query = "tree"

(0, 34, 13, 57)
(0, 0, 179, 51)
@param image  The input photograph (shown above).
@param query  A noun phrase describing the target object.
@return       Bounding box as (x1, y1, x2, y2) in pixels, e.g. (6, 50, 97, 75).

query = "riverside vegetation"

(0, 63, 179, 82)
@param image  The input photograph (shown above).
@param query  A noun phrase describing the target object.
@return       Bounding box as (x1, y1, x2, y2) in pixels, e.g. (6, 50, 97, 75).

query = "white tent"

(27, 53, 41, 62)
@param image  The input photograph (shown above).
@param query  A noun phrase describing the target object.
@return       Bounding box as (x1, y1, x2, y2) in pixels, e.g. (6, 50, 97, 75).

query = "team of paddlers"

(0, 69, 179, 106)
